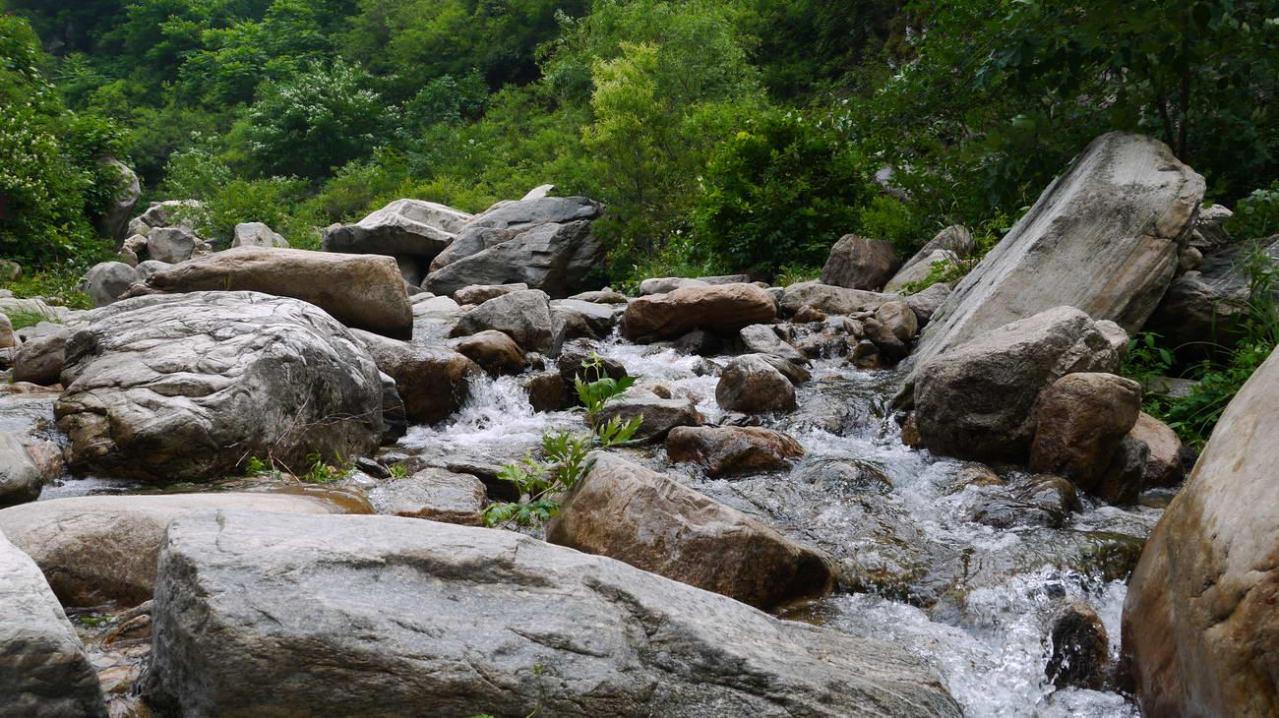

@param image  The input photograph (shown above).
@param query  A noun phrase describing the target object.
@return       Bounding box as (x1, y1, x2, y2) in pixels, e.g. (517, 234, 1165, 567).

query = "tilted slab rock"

(547, 452, 834, 608)
(145, 510, 959, 716)
(0, 492, 364, 608)
(425, 221, 604, 298)
(910, 132, 1204, 377)
(1124, 344, 1279, 718)
(621, 283, 777, 341)
(55, 292, 385, 482)
(135, 247, 414, 339)
(0, 530, 106, 718)
(322, 198, 470, 257)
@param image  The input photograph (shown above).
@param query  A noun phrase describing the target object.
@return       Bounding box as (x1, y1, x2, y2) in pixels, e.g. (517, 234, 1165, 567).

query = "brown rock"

(1046, 602, 1110, 690)
(1126, 412, 1186, 488)
(666, 426, 804, 477)
(821, 235, 900, 291)
(621, 283, 776, 340)
(11, 331, 67, 386)
(450, 330, 526, 376)
(520, 370, 567, 412)
(1123, 346, 1279, 718)
(547, 452, 834, 609)
(354, 330, 479, 424)
(452, 283, 528, 305)
(367, 469, 486, 525)
(137, 247, 414, 338)
(715, 354, 798, 413)
(1029, 373, 1142, 496)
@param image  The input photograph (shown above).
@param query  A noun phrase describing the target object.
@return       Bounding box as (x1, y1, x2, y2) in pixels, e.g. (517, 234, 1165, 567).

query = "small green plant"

(484, 361, 642, 528)
(775, 263, 820, 287)
(388, 463, 409, 479)
(899, 258, 968, 294)
(242, 453, 350, 484)
(1227, 182, 1279, 242)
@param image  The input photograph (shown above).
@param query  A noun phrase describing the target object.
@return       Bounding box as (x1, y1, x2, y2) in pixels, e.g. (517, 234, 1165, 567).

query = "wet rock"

(792, 304, 827, 323)
(593, 396, 702, 442)
(556, 346, 628, 386)
(450, 289, 553, 353)
(0, 492, 361, 608)
(520, 370, 568, 412)
(716, 354, 798, 413)
(133, 247, 414, 339)
(905, 282, 952, 326)
(666, 426, 804, 477)
(874, 299, 919, 343)
(779, 281, 894, 316)
(82, 261, 138, 307)
(672, 328, 724, 355)
(550, 298, 619, 342)
(146, 510, 959, 717)
(1126, 412, 1185, 488)
(449, 330, 526, 376)
(1124, 345, 1279, 718)
(146, 226, 205, 264)
(1046, 602, 1110, 690)
(621, 283, 776, 341)
(0, 432, 44, 507)
(1029, 373, 1142, 497)
(1091, 435, 1149, 506)
(792, 458, 893, 494)
(909, 133, 1204, 375)
(452, 282, 527, 305)
(354, 330, 479, 424)
(231, 222, 288, 249)
(821, 235, 900, 291)
(366, 469, 486, 525)
(548, 452, 835, 608)
(913, 306, 1125, 463)
(0, 530, 107, 718)
(738, 323, 807, 363)
(56, 292, 385, 481)
(968, 474, 1081, 529)
(425, 220, 604, 298)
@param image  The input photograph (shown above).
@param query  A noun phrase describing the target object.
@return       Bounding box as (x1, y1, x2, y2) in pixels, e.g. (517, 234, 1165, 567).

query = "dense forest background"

(1, 0, 1278, 288)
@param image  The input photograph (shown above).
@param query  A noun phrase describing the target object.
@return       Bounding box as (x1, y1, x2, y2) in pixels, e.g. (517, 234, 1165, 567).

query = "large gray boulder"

(0, 432, 44, 507)
(134, 247, 414, 339)
(323, 199, 471, 284)
(0, 492, 362, 608)
(55, 292, 385, 482)
(909, 132, 1205, 376)
(231, 222, 288, 249)
(548, 452, 833, 609)
(145, 510, 958, 717)
(0, 530, 106, 718)
(467, 195, 602, 230)
(82, 261, 138, 307)
(820, 235, 899, 291)
(913, 306, 1125, 462)
(97, 158, 140, 244)
(1124, 344, 1279, 718)
(425, 221, 605, 298)
(450, 289, 554, 353)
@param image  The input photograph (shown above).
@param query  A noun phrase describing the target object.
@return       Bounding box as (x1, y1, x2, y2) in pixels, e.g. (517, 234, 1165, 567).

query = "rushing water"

(399, 334, 1156, 716)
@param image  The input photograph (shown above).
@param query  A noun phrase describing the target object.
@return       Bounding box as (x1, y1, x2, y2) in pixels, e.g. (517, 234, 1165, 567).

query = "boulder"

(0, 530, 106, 718)
(909, 132, 1205, 377)
(98, 158, 140, 243)
(593, 396, 703, 442)
(779, 281, 895, 316)
(134, 259, 171, 281)
(0, 492, 362, 608)
(467, 195, 602, 230)
(637, 275, 751, 296)
(520, 370, 568, 412)
(738, 324, 807, 363)
(903, 225, 975, 269)
(135, 247, 414, 339)
(1029, 373, 1142, 497)
(905, 282, 952, 325)
(550, 298, 619, 340)
(874, 300, 919, 343)
(424, 221, 604, 298)
(353, 330, 478, 424)
(449, 330, 526, 376)
(55, 292, 385, 481)
(10, 331, 69, 386)
(137, 200, 202, 231)
(1046, 602, 1110, 690)
(1123, 345, 1279, 718)
(145, 510, 959, 717)
(1146, 236, 1279, 358)
(820, 235, 899, 290)
(621, 283, 776, 341)
(0, 312, 15, 350)
(146, 226, 204, 264)
(453, 282, 527, 305)
(548, 452, 835, 609)
(665, 426, 804, 477)
(82, 261, 138, 307)
(1127, 412, 1185, 488)
(716, 354, 800, 414)
(1189, 203, 1234, 249)
(427, 226, 517, 272)
(913, 306, 1125, 462)
(568, 288, 628, 304)
(366, 468, 486, 525)
(322, 198, 470, 262)
(231, 222, 288, 249)
(0, 432, 44, 507)
(450, 289, 554, 353)
(884, 249, 959, 293)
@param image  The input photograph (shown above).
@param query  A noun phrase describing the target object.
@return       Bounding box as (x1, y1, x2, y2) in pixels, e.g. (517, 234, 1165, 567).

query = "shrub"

(693, 109, 870, 278)
(1227, 182, 1279, 242)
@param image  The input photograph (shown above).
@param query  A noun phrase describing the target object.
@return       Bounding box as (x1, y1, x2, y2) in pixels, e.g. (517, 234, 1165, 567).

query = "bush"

(693, 109, 870, 278)
(1227, 182, 1279, 241)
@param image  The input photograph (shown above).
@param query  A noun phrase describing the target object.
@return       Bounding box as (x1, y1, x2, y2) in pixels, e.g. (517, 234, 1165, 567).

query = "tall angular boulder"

(909, 132, 1204, 376)
(1123, 345, 1279, 718)
(323, 199, 472, 284)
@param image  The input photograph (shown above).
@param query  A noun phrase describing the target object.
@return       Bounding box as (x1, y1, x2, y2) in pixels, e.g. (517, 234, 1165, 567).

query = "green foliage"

(1228, 182, 1279, 241)
(775, 264, 821, 288)
(1, 266, 95, 310)
(387, 463, 408, 479)
(243, 452, 352, 484)
(693, 108, 870, 277)
(573, 353, 636, 420)
(898, 258, 967, 295)
(857, 196, 929, 255)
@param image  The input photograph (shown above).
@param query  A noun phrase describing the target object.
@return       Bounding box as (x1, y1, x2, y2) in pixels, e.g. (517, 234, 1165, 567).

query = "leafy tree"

(236, 58, 396, 179)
